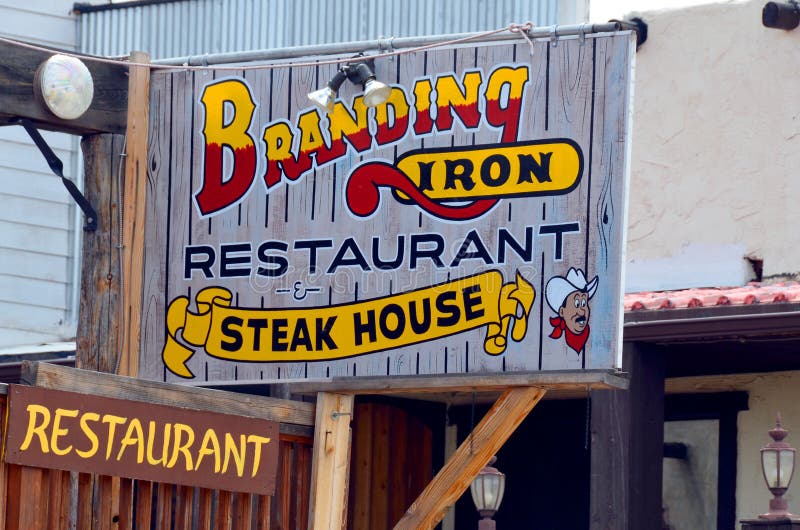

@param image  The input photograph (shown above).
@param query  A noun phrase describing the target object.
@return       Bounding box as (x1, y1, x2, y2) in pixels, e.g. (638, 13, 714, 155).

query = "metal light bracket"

(16, 118, 98, 231)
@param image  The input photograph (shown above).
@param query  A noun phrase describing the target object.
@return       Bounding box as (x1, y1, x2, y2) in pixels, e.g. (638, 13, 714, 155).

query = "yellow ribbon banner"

(163, 270, 535, 378)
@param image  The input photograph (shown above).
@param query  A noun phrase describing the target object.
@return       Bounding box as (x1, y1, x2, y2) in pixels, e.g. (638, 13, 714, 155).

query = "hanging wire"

(114, 136, 128, 376)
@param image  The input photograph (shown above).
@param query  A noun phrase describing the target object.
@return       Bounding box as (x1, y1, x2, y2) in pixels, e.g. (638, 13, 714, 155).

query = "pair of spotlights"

(308, 59, 391, 113)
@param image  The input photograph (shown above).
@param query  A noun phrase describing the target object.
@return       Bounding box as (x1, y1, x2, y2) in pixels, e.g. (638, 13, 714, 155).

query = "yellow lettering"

(263, 121, 295, 187)
(194, 428, 222, 473)
(19, 404, 51, 453)
(222, 433, 247, 477)
(102, 414, 127, 460)
(246, 434, 271, 477)
(167, 423, 195, 471)
(76, 412, 100, 458)
(116, 418, 145, 463)
(50, 408, 79, 456)
(146, 421, 171, 466)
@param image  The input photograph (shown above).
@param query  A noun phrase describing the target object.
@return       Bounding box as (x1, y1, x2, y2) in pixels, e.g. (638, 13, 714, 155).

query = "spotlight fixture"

(308, 58, 391, 113)
(35, 54, 95, 120)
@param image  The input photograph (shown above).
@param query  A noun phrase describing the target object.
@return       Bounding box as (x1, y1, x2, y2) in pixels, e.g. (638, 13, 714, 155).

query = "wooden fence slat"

(156, 483, 174, 528)
(174, 485, 194, 530)
(197, 489, 213, 530)
(255, 496, 271, 530)
(216, 490, 233, 530)
(118, 478, 134, 530)
(370, 407, 391, 530)
(134, 480, 154, 529)
(4, 465, 21, 530)
(46, 469, 71, 530)
(389, 410, 409, 527)
(77, 473, 94, 530)
(232, 493, 252, 530)
(15, 466, 46, 530)
(351, 403, 374, 529)
(0, 395, 8, 530)
(94, 475, 115, 530)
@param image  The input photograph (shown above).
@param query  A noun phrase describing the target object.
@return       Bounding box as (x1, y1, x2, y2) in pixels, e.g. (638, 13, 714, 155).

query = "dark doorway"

(451, 398, 590, 530)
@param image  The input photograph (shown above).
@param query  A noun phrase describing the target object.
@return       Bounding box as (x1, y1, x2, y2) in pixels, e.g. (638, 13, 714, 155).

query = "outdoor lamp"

(470, 456, 506, 530)
(308, 58, 390, 113)
(759, 414, 797, 519)
(345, 61, 391, 107)
(307, 68, 349, 113)
(35, 54, 94, 120)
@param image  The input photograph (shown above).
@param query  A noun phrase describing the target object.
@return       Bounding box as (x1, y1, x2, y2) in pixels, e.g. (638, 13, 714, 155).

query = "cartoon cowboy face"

(545, 267, 599, 354)
(559, 290, 591, 335)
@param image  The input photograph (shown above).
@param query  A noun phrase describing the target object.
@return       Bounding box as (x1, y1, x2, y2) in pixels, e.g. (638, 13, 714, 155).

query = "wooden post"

(590, 342, 665, 530)
(393, 386, 546, 530)
(117, 51, 151, 378)
(76, 134, 125, 371)
(308, 392, 355, 530)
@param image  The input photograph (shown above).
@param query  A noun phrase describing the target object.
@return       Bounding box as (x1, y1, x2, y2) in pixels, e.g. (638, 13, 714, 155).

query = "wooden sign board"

(140, 32, 635, 385)
(3, 384, 279, 495)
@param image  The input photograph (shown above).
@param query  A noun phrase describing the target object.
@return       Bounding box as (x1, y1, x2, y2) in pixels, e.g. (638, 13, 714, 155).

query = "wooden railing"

(0, 368, 315, 530)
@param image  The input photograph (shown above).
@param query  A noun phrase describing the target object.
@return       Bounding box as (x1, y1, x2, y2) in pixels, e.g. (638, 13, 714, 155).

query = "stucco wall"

(735, 371, 800, 523)
(626, 0, 800, 291)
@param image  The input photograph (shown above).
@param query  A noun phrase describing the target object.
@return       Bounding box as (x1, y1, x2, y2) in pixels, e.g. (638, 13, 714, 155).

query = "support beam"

(76, 134, 125, 372)
(117, 51, 151, 378)
(0, 38, 127, 134)
(590, 342, 665, 530)
(308, 392, 355, 530)
(393, 386, 546, 530)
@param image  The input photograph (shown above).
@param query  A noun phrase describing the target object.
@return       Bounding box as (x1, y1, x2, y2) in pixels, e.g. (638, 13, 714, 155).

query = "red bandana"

(549, 317, 590, 354)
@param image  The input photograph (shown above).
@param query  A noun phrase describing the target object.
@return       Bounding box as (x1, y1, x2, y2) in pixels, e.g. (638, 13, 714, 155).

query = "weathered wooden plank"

(118, 478, 134, 530)
(0, 396, 7, 530)
(295, 441, 312, 530)
(76, 134, 124, 371)
(288, 369, 628, 394)
(216, 491, 233, 530)
(156, 483, 174, 528)
(94, 475, 115, 530)
(370, 406, 391, 529)
(22, 361, 315, 426)
(76, 473, 93, 530)
(134, 480, 154, 530)
(197, 489, 213, 530)
(393, 386, 546, 530)
(16, 466, 47, 530)
(0, 39, 127, 134)
(308, 392, 354, 530)
(255, 495, 271, 530)
(350, 403, 373, 529)
(389, 410, 410, 528)
(232, 492, 253, 530)
(118, 51, 150, 378)
(4, 465, 22, 530)
(174, 485, 194, 530)
(45, 469, 71, 530)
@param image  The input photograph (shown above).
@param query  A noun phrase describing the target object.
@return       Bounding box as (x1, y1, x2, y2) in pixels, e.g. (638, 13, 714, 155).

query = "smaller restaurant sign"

(3, 385, 279, 495)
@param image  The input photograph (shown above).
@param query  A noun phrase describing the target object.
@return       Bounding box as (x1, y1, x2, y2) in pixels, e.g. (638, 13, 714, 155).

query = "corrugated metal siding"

(0, 1, 80, 349)
(79, 0, 575, 59)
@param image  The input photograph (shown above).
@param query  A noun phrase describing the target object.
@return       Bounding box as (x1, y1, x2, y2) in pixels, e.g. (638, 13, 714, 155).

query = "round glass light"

(37, 54, 94, 120)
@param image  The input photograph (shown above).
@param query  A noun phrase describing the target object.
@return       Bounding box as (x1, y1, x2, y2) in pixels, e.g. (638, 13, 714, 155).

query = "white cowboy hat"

(545, 268, 599, 312)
